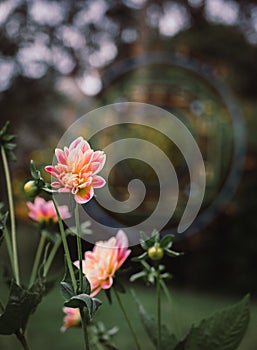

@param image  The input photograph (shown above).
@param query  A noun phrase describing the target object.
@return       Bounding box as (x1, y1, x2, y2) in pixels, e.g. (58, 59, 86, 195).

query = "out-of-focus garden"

(1, 0, 257, 349)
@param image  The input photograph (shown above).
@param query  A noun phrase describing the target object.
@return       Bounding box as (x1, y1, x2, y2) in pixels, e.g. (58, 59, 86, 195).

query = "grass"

(0, 282, 257, 350)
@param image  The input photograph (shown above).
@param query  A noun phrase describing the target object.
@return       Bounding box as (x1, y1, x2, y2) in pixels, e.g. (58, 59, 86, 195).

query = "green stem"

(28, 233, 46, 288)
(80, 308, 90, 350)
(43, 237, 62, 277)
(15, 330, 30, 350)
(52, 196, 77, 292)
(3, 227, 15, 274)
(114, 288, 142, 350)
(156, 266, 161, 350)
(159, 279, 172, 306)
(1, 146, 20, 285)
(75, 203, 83, 292)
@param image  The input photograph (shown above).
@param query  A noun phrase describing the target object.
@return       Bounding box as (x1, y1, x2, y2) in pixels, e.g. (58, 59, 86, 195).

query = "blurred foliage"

(0, 0, 257, 295)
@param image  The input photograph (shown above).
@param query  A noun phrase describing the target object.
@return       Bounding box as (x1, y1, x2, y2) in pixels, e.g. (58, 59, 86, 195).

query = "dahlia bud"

(148, 243, 164, 261)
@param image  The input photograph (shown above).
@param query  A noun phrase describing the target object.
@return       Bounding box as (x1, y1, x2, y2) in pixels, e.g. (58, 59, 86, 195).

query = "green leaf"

(83, 275, 91, 295)
(0, 281, 43, 335)
(64, 294, 102, 320)
(184, 294, 250, 350)
(61, 262, 91, 296)
(132, 290, 178, 349)
(160, 234, 174, 248)
(0, 121, 9, 137)
(60, 281, 74, 300)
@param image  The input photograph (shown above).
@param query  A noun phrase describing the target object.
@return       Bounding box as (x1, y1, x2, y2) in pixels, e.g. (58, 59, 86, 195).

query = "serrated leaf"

(0, 282, 43, 335)
(184, 294, 250, 350)
(132, 290, 178, 349)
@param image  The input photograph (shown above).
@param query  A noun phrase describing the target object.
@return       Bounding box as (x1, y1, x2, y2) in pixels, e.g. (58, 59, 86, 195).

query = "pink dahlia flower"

(27, 197, 71, 223)
(45, 137, 106, 204)
(74, 230, 131, 297)
(61, 307, 80, 332)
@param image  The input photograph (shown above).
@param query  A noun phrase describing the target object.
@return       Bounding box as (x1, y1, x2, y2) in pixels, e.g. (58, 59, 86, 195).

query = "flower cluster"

(45, 137, 106, 204)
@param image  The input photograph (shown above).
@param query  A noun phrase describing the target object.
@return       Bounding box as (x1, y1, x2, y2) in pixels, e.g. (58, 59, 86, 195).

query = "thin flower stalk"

(3, 227, 14, 275)
(28, 233, 46, 288)
(75, 202, 90, 350)
(52, 196, 77, 292)
(1, 146, 20, 285)
(43, 236, 62, 277)
(156, 266, 161, 350)
(114, 288, 142, 350)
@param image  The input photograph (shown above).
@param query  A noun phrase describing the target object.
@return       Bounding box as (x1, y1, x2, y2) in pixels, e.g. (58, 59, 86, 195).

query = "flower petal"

(75, 186, 94, 204)
(92, 175, 106, 188)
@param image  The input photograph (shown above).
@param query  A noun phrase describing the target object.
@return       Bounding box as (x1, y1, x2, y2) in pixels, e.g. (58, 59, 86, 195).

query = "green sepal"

(131, 252, 148, 262)
(164, 248, 183, 257)
(160, 234, 174, 249)
(30, 160, 41, 180)
(129, 270, 147, 283)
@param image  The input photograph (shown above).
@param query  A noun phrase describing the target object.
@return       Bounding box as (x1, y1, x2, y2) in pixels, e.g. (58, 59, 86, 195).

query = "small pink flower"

(27, 197, 71, 223)
(45, 136, 106, 204)
(61, 307, 80, 332)
(74, 230, 131, 297)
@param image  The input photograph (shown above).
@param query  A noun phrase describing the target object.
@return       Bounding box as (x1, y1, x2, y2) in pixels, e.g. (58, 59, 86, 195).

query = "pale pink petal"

(51, 181, 62, 188)
(55, 148, 67, 164)
(58, 188, 71, 193)
(59, 205, 72, 220)
(92, 175, 106, 188)
(116, 229, 129, 249)
(45, 165, 59, 176)
(69, 136, 84, 150)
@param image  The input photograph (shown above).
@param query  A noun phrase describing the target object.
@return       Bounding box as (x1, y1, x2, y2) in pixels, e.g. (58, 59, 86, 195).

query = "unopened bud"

(148, 243, 164, 261)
